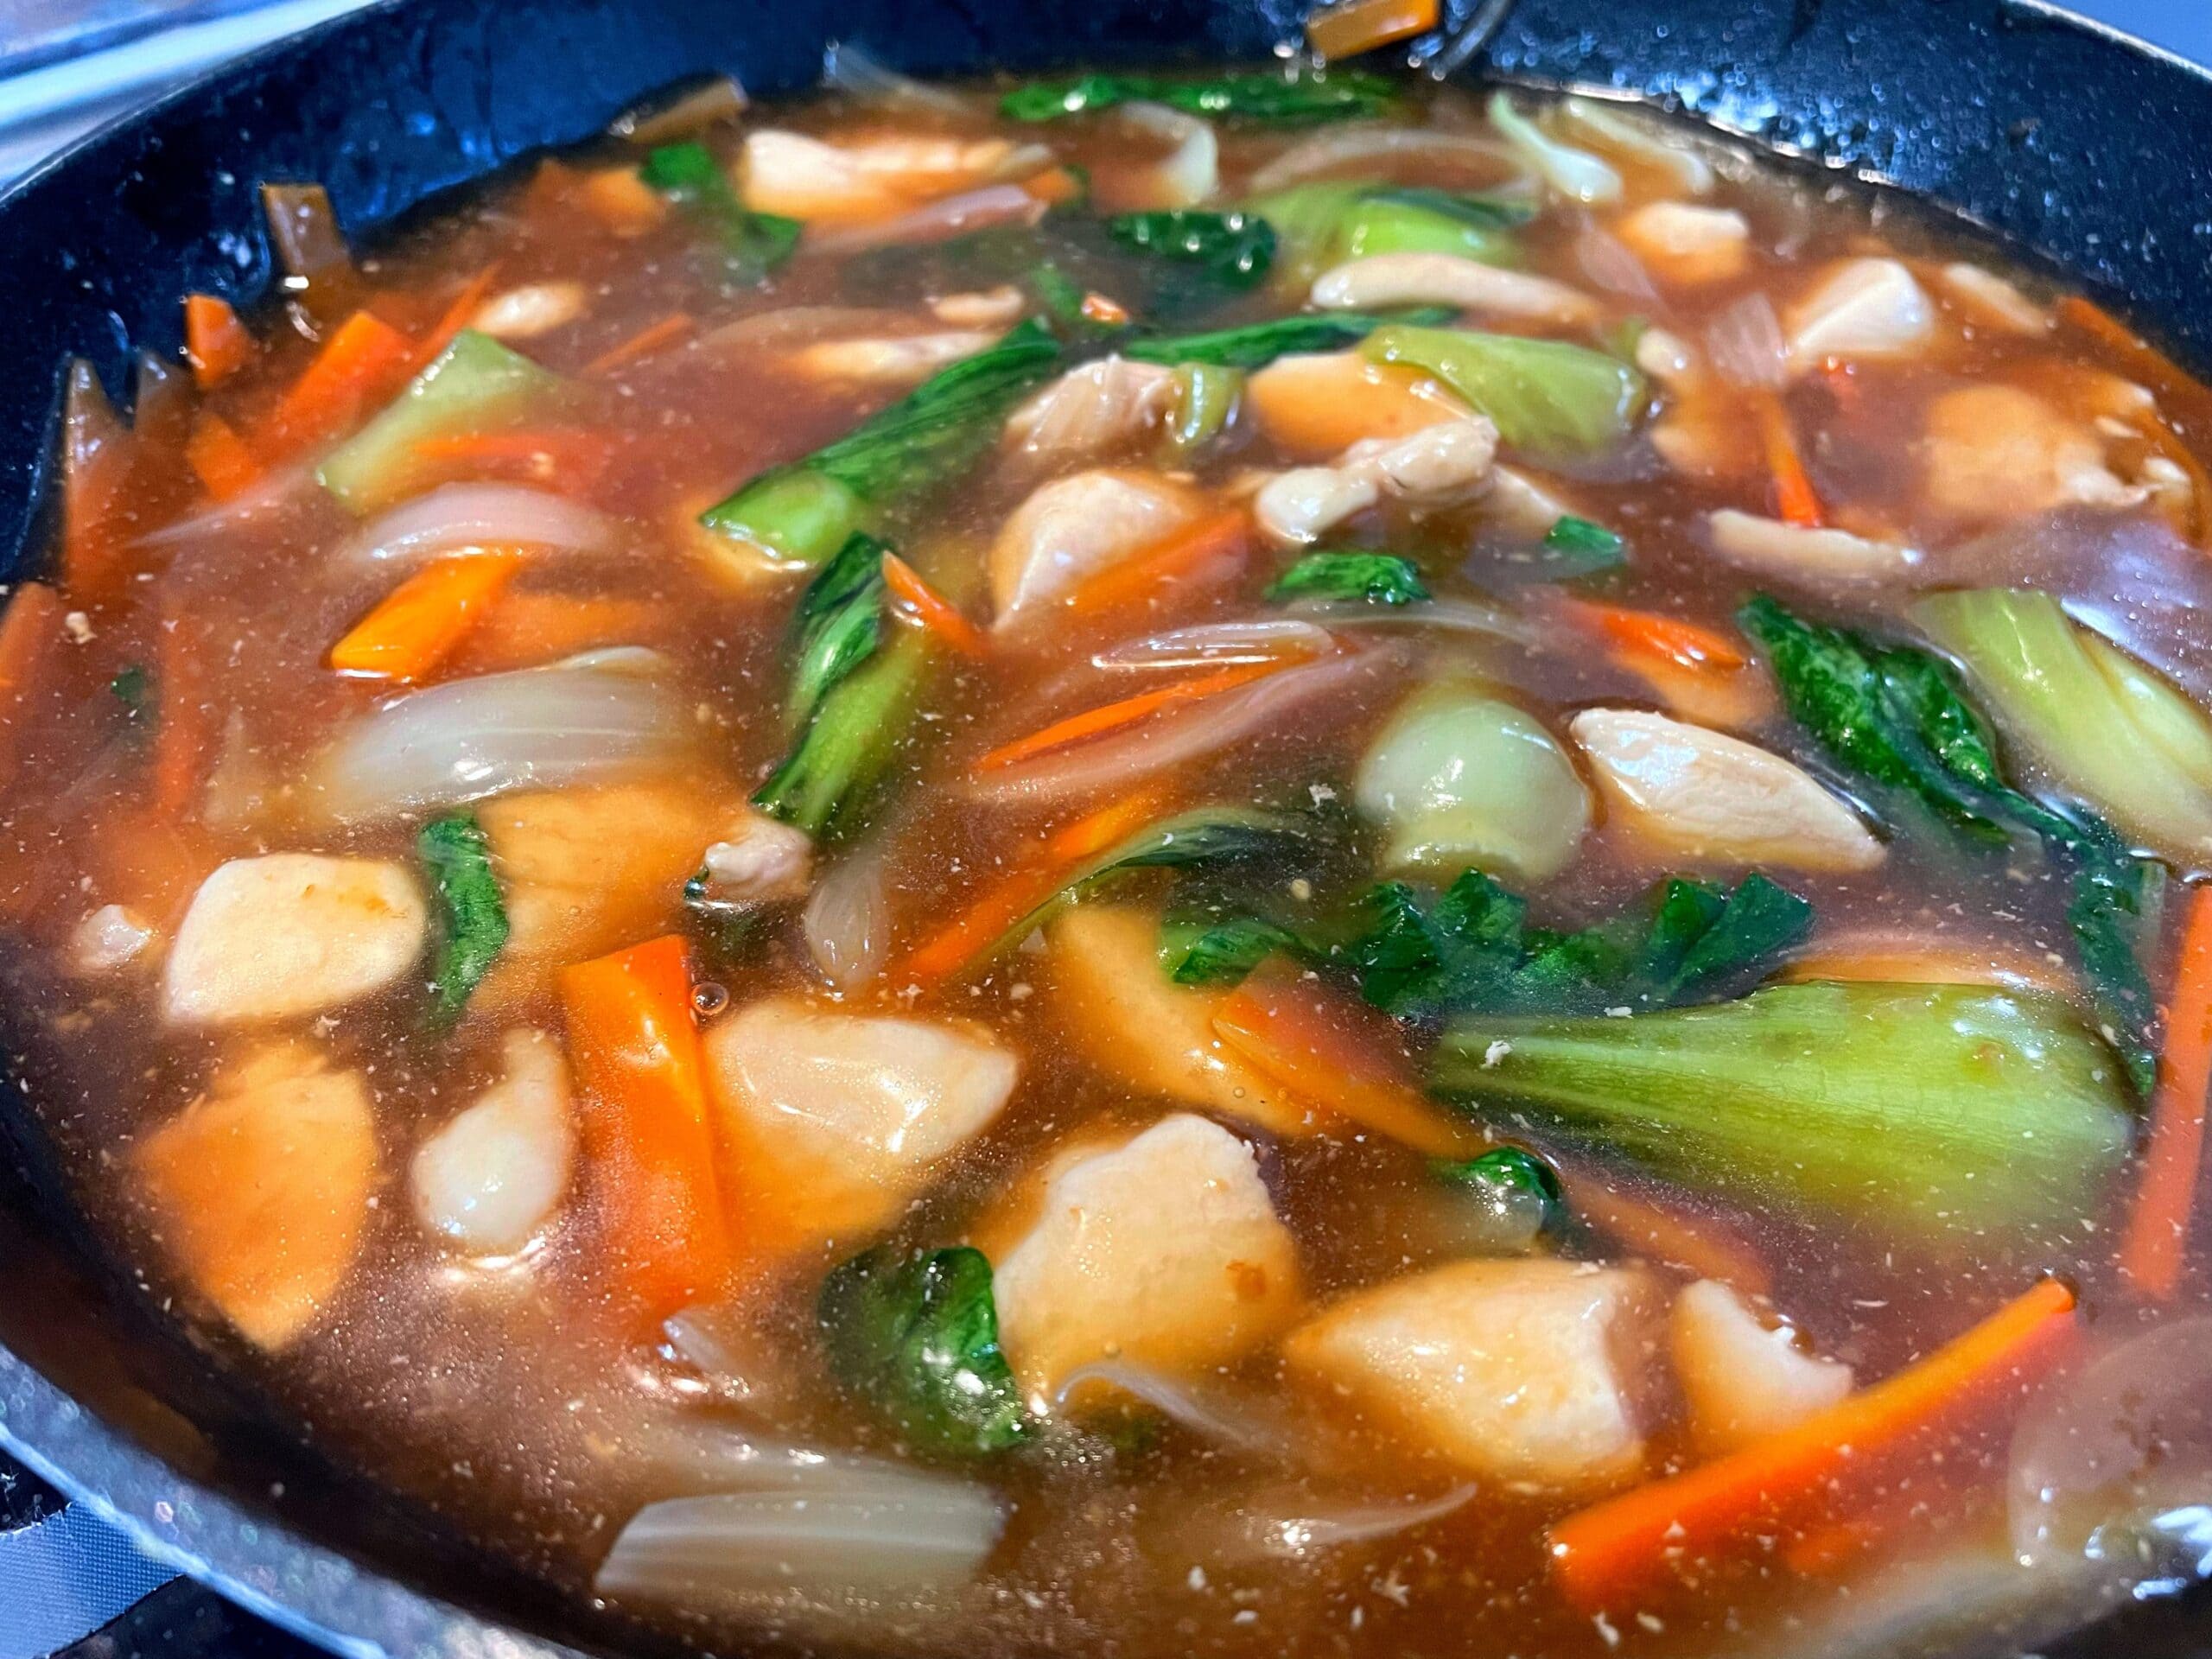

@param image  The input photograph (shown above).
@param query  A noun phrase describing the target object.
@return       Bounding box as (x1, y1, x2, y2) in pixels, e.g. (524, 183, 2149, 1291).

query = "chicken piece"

(1003, 357, 1184, 467)
(700, 808, 815, 905)
(788, 329, 998, 387)
(579, 166, 668, 234)
(477, 784, 741, 1002)
(70, 903, 154, 976)
(931, 286, 1027, 327)
(740, 130, 1037, 223)
(1920, 384, 2143, 522)
(163, 855, 426, 1027)
(983, 1114, 1304, 1410)
(1254, 418, 1498, 548)
(1670, 1280, 1853, 1454)
(703, 996, 1019, 1256)
(133, 1041, 376, 1350)
(410, 1030, 576, 1255)
(1613, 201, 1751, 288)
(471, 280, 588, 340)
(1571, 708, 1885, 874)
(1785, 257, 1935, 368)
(1045, 905, 1315, 1137)
(1284, 1259, 1653, 1490)
(1706, 508, 1919, 582)
(1310, 253, 1601, 327)
(989, 469, 1204, 624)
(1244, 351, 1471, 459)
(1936, 263, 2049, 335)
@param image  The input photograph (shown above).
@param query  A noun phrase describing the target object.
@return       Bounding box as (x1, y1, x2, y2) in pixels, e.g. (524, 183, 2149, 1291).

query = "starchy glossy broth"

(10, 52, 2212, 1659)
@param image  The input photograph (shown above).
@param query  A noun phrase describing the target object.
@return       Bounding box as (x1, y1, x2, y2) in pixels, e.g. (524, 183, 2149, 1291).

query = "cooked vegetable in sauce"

(13, 48, 2212, 1659)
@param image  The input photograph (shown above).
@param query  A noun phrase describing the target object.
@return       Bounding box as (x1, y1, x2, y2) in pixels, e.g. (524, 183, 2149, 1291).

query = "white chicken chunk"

(1613, 201, 1751, 287)
(70, 903, 154, 976)
(1045, 905, 1313, 1137)
(741, 130, 1036, 222)
(1936, 263, 2049, 335)
(410, 1030, 576, 1255)
(470, 280, 588, 340)
(989, 469, 1204, 625)
(703, 997, 1019, 1255)
(1571, 709, 1885, 874)
(1003, 356, 1184, 467)
(700, 808, 815, 905)
(1785, 257, 1935, 368)
(1244, 350, 1472, 458)
(984, 1114, 1303, 1409)
(133, 1041, 376, 1350)
(931, 285, 1027, 327)
(1706, 508, 1919, 582)
(1670, 1280, 1853, 1454)
(1254, 417, 1498, 547)
(1920, 384, 2144, 522)
(1310, 253, 1601, 327)
(788, 329, 998, 387)
(164, 855, 427, 1026)
(1285, 1259, 1653, 1490)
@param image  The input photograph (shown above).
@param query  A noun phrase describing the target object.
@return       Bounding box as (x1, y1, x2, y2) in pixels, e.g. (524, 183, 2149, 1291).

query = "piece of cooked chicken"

(1244, 350, 1471, 459)
(410, 1029, 576, 1255)
(1613, 201, 1751, 288)
(1784, 257, 1935, 368)
(1002, 357, 1185, 467)
(989, 469, 1205, 625)
(1670, 1279, 1853, 1454)
(1920, 384, 2144, 522)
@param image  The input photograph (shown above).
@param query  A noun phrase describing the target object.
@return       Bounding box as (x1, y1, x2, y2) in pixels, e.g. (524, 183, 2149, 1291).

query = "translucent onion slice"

(1247, 124, 1532, 195)
(802, 840, 892, 990)
(1120, 101, 1220, 208)
(607, 75, 748, 145)
(1704, 291, 1789, 390)
(309, 654, 691, 823)
(1090, 619, 1338, 671)
(1286, 596, 1541, 647)
(1573, 219, 1661, 302)
(335, 482, 621, 566)
(822, 41, 975, 115)
(1157, 1479, 1478, 1564)
(804, 185, 1046, 255)
(1055, 1361, 1296, 1458)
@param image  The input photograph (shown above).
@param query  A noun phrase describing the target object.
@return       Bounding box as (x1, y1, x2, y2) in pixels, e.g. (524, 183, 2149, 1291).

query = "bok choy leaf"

(1125, 308, 1452, 371)
(418, 812, 509, 1027)
(1268, 551, 1430, 607)
(319, 330, 563, 513)
(1001, 69, 1395, 124)
(639, 140, 800, 283)
(1361, 325, 1646, 457)
(1108, 210, 1276, 288)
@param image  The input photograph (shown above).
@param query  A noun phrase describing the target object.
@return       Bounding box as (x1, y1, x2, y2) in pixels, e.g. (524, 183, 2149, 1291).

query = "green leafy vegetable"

(702, 318, 1062, 565)
(1108, 210, 1275, 287)
(1268, 551, 1430, 607)
(1166, 361, 1241, 452)
(819, 1244, 1030, 1458)
(110, 664, 151, 730)
(639, 140, 800, 283)
(785, 531, 888, 725)
(753, 632, 928, 840)
(1158, 907, 1303, 986)
(1126, 307, 1452, 371)
(1348, 868, 1810, 1020)
(1001, 69, 1394, 125)
(1432, 1146, 1565, 1235)
(1433, 981, 2136, 1243)
(1741, 594, 2164, 1092)
(1253, 182, 1526, 279)
(319, 329, 562, 513)
(418, 813, 509, 1027)
(1545, 515, 1624, 559)
(1362, 325, 1646, 456)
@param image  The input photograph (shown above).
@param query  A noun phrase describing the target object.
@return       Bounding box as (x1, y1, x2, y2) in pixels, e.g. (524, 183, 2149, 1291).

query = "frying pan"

(0, 1, 2209, 1654)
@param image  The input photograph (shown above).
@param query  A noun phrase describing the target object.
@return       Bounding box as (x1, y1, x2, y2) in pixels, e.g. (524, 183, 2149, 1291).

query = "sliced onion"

(309, 654, 691, 823)
(968, 647, 1389, 804)
(1287, 596, 1541, 647)
(1056, 1362, 1295, 1458)
(1120, 101, 1220, 208)
(1486, 92, 1621, 206)
(607, 75, 748, 145)
(1158, 1478, 1478, 1564)
(664, 1306, 794, 1411)
(139, 461, 319, 548)
(802, 839, 891, 990)
(702, 305, 918, 355)
(1560, 96, 1716, 195)
(1091, 619, 1338, 671)
(1704, 291, 1789, 390)
(804, 185, 1045, 255)
(1248, 124, 1532, 195)
(334, 482, 620, 567)
(1573, 219, 1661, 302)
(822, 41, 974, 115)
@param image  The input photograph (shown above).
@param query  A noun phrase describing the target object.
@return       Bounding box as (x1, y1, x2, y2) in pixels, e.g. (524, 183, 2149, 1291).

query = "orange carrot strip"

(1552, 1161, 1772, 1296)
(971, 661, 1283, 774)
(413, 264, 499, 367)
(561, 935, 735, 1321)
(1080, 290, 1131, 326)
(900, 792, 1164, 983)
(455, 591, 661, 673)
(1557, 596, 1748, 673)
(152, 603, 212, 817)
(1306, 0, 1440, 58)
(583, 311, 696, 376)
(1751, 390, 1825, 527)
(2121, 883, 2212, 1299)
(1548, 1278, 2079, 1610)
(881, 551, 989, 659)
(1212, 974, 1484, 1156)
(327, 551, 524, 681)
(1062, 507, 1249, 617)
(183, 293, 255, 390)
(0, 583, 66, 787)
(1022, 166, 1085, 206)
(184, 410, 262, 503)
(264, 308, 416, 454)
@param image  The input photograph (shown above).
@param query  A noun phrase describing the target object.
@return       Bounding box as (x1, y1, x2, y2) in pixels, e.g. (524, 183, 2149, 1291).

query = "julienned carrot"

(1551, 1162, 1772, 1296)
(583, 310, 696, 376)
(0, 583, 66, 787)
(1212, 974, 1487, 1156)
(327, 551, 524, 681)
(970, 659, 1286, 774)
(1022, 166, 1086, 207)
(1306, 0, 1440, 59)
(455, 591, 661, 673)
(1548, 1278, 2079, 1610)
(184, 410, 261, 502)
(1558, 596, 1748, 674)
(561, 935, 735, 1321)
(264, 308, 416, 454)
(1752, 390, 1824, 528)
(1063, 507, 1249, 616)
(2120, 882, 2212, 1299)
(881, 551, 989, 658)
(900, 792, 1163, 982)
(183, 293, 254, 389)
